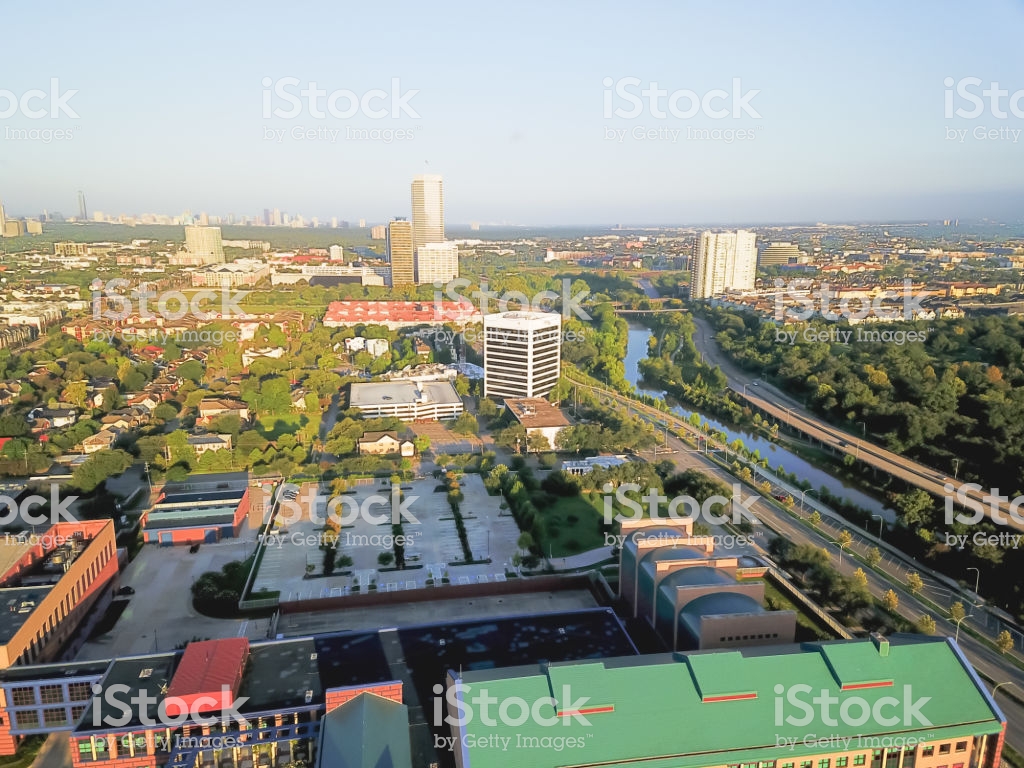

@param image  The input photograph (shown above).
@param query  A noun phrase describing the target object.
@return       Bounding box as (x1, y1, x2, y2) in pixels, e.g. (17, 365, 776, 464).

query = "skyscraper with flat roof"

(386, 219, 414, 286)
(411, 174, 444, 253)
(184, 225, 225, 264)
(483, 311, 562, 399)
(690, 230, 757, 298)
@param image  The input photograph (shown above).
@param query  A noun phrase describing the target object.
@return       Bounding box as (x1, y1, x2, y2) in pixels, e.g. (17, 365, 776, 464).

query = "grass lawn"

(541, 494, 606, 557)
(256, 414, 308, 440)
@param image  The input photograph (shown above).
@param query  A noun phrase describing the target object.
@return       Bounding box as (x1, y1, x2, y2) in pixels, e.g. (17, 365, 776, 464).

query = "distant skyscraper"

(331, 217, 339, 228)
(415, 242, 459, 285)
(759, 242, 802, 266)
(77, 191, 87, 221)
(690, 230, 757, 299)
(370, 225, 387, 240)
(263, 208, 272, 226)
(184, 225, 225, 264)
(411, 174, 444, 254)
(386, 219, 414, 286)
(0, 201, 6, 236)
(272, 208, 282, 226)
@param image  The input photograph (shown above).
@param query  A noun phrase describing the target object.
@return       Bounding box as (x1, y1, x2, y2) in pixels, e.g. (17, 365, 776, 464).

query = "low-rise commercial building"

(348, 381, 463, 421)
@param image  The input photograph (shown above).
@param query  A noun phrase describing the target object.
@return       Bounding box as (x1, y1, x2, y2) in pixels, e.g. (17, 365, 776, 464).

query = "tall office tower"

(483, 311, 562, 400)
(77, 191, 87, 220)
(184, 225, 225, 264)
(759, 241, 802, 266)
(411, 174, 445, 253)
(689, 230, 757, 298)
(331, 217, 339, 228)
(386, 218, 414, 286)
(263, 208, 272, 226)
(415, 242, 459, 284)
(0, 201, 6, 236)
(358, 219, 366, 228)
(272, 208, 282, 226)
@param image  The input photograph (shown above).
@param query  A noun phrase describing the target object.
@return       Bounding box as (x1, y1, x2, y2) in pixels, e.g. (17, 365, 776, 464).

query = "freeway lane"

(690, 314, 1024, 533)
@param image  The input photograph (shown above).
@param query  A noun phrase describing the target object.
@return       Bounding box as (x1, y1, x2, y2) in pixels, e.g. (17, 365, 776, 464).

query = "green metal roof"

(452, 637, 1004, 768)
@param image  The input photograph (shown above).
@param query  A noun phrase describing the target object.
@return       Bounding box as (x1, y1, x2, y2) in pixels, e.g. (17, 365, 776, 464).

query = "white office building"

(483, 311, 562, 399)
(349, 380, 463, 421)
(690, 230, 757, 298)
(415, 242, 459, 285)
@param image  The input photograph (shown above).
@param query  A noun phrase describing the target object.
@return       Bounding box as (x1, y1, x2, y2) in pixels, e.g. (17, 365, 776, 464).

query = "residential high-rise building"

(263, 208, 271, 226)
(760, 241, 802, 266)
(0, 202, 6, 236)
(483, 311, 562, 400)
(370, 225, 387, 240)
(329, 245, 344, 261)
(415, 242, 459, 285)
(690, 230, 757, 298)
(77, 191, 87, 220)
(184, 225, 225, 264)
(411, 174, 444, 253)
(386, 219, 414, 286)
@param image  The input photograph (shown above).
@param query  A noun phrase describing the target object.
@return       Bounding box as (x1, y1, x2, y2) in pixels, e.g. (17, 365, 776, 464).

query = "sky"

(1, 0, 1023, 226)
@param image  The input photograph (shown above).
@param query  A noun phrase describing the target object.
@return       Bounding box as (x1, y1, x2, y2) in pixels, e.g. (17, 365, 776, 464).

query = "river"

(624, 322, 897, 522)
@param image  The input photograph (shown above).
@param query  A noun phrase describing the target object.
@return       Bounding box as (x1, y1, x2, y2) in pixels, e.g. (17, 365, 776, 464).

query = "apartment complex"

(410, 174, 445, 254)
(691, 229, 758, 298)
(448, 636, 1006, 768)
(0, 520, 118, 671)
(760, 241, 803, 266)
(386, 219, 415, 286)
(483, 311, 562, 399)
(415, 241, 459, 284)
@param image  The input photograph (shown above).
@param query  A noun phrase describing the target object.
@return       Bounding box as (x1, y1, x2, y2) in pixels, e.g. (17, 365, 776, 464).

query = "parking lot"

(409, 422, 484, 455)
(250, 475, 519, 601)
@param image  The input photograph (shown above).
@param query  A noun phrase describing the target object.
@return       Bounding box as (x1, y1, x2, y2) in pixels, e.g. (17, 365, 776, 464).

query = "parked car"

(116, 586, 135, 596)
(189, 543, 201, 553)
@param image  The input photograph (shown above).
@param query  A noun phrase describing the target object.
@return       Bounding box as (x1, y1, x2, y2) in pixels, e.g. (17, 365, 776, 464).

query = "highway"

(566, 369, 1024, 749)
(689, 314, 1024, 532)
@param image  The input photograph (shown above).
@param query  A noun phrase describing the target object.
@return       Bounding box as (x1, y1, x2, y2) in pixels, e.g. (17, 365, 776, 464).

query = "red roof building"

(164, 638, 249, 717)
(322, 300, 481, 329)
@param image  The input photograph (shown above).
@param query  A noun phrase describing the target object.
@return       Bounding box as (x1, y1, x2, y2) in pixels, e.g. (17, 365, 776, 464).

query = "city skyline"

(2, 1, 1023, 224)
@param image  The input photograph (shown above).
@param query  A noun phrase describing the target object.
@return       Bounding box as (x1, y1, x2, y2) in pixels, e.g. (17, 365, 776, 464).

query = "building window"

(955, 743, 967, 753)
(939, 745, 951, 755)
(838, 758, 849, 767)
(801, 761, 813, 768)
(854, 757, 866, 767)
(782, 763, 794, 768)
(11, 687, 36, 706)
(922, 748, 935, 758)
(43, 708, 68, 726)
(820, 760, 831, 768)
(71, 705, 87, 722)
(68, 682, 92, 702)
(14, 711, 39, 729)
(39, 684, 64, 704)
(952, 764, 963, 768)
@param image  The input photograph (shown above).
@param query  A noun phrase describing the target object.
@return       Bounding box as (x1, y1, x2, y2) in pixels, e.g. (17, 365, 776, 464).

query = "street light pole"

(955, 614, 974, 643)
(953, 458, 961, 481)
(871, 514, 884, 540)
(967, 567, 981, 606)
(993, 681, 1016, 698)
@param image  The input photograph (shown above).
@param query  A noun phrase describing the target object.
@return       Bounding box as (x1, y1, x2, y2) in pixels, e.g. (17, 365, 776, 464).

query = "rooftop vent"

(870, 632, 890, 657)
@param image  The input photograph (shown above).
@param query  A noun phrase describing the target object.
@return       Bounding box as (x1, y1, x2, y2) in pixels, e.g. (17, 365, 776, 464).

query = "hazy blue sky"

(2, 0, 1023, 225)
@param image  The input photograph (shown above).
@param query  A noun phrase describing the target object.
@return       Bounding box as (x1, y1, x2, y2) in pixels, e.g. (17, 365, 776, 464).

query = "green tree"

(996, 630, 1014, 654)
(866, 547, 882, 567)
(882, 589, 899, 612)
(950, 601, 966, 623)
(852, 567, 869, 591)
(377, 552, 394, 567)
(809, 511, 822, 528)
(907, 571, 924, 595)
(837, 530, 853, 549)
(917, 615, 936, 635)
(72, 449, 133, 494)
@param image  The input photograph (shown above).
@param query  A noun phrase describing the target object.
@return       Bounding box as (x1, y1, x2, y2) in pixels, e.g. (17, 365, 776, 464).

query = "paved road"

(690, 314, 1024, 531)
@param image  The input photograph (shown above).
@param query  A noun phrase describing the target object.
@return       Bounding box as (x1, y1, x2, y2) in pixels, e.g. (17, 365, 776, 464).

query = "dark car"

(116, 586, 135, 596)
(189, 543, 201, 553)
